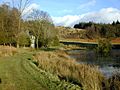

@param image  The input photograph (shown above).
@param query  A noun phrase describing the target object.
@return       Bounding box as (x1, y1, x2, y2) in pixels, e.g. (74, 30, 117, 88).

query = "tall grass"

(107, 73, 120, 90)
(0, 45, 17, 57)
(34, 50, 104, 90)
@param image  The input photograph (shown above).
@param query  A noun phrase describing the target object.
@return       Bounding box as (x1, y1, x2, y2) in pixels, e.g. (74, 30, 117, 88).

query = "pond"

(67, 49, 120, 77)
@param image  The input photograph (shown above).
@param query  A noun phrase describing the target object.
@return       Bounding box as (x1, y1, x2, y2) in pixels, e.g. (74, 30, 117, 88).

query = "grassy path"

(0, 50, 81, 90)
(0, 52, 47, 90)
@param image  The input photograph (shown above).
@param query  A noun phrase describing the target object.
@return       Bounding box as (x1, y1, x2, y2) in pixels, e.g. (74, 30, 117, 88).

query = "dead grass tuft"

(0, 45, 17, 57)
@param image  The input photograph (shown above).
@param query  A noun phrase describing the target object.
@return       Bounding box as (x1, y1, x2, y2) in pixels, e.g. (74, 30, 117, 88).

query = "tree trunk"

(36, 37, 39, 49)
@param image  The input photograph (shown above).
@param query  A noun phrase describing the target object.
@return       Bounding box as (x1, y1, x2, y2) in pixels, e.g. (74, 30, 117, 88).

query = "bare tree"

(27, 9, 53, 49)
(11, 0, 30, 48)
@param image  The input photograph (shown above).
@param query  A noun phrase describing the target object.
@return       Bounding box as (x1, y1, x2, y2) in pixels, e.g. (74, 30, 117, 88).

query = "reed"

(34, 50, 104, 90)
(107, 73, 120, 90)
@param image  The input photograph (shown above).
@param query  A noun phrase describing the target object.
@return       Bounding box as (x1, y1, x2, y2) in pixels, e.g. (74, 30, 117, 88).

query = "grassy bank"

(34, 50, 104, 90)
(0, 47, 81, 90)
(0, 46, 120, 90)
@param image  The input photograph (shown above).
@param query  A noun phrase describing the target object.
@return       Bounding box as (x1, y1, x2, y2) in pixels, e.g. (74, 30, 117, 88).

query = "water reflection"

(67, 49, 120, 77)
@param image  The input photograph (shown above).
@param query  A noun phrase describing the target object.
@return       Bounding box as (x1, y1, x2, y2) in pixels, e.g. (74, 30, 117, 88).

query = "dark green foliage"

(74, 22, 93, 29)
(116, 20, 120, 25)
(112, 21, 116, 25)
(18, 31, 31, 47)
(96, 38, 112, 56)
(74, 21, 120, 39)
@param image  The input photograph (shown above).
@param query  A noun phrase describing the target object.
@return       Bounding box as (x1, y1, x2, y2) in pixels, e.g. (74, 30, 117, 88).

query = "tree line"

(74, 21, 120, 39)
(0, 1, 59, 49)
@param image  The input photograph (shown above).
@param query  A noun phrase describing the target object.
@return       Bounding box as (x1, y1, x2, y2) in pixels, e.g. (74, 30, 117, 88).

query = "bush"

(51, 36, 60, 46)
(96, 38, 112, 56)
(18, 31, 31, 47)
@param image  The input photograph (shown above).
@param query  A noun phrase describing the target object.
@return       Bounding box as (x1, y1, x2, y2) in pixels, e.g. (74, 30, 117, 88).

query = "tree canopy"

(0, 3, 59, 48)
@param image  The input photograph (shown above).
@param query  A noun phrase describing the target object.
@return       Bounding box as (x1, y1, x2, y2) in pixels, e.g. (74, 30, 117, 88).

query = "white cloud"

(22, 3, 39, 16)
(52, 15, 81, 27)
(80, 8, 120, 23)
(78, 0, 96, 9)
(52, 7, 120, 27)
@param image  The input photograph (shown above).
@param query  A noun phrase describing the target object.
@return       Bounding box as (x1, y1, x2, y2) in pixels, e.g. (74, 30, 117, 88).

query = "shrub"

(18, 31, 31, 47)
(51, 36, 60, 46)
(96, 38, 112, 56)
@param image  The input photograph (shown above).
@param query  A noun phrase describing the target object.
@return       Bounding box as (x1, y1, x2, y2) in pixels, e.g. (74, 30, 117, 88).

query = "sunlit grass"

(34, 50, 104, 90)
(0, 45, 17, 57)
(0, 49, 81, 90)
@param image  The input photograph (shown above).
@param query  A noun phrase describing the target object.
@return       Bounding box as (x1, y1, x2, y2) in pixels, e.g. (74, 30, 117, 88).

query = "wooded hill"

(74, 21, 120, 39)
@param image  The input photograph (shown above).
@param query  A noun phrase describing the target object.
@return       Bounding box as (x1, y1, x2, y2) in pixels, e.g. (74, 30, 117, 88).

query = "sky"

(0, 0, 120, 27)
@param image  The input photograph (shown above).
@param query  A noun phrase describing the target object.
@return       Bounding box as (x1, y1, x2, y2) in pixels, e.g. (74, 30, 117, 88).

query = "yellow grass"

(60, 38, 120, 45)
(0, 45, 17, 57)
(34, 50, 104, 90)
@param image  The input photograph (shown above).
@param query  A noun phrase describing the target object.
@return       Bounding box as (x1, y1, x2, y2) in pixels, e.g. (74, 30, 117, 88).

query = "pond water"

(67, 49, 120, 77)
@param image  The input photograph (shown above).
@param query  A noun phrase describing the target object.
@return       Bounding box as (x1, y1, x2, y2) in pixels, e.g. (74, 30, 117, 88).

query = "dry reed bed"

(34, 50, 104, 90)
(0, 45, 17, 57)
(107, 73, 120, 90)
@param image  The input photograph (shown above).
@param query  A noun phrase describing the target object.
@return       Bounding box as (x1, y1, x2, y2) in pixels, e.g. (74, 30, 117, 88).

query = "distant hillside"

(73, 21, 120, 39)
(56, 26, 87, 40)
(56, 26, 120, 44)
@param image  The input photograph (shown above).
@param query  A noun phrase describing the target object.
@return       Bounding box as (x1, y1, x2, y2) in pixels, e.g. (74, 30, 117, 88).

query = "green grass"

(0, 53, 47, 90)
(0, 49, 81, 90)
(1, 47, 120, 90)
